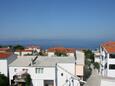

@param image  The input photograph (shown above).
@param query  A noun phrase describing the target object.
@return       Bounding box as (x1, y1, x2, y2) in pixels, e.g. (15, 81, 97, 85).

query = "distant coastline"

(0, 39, 105, 49)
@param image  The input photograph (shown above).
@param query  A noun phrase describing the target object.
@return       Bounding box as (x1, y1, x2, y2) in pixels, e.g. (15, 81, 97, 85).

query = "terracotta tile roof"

(15, 50, 33, 52)
(0, 53, 11, 59)
(48, 47, 76, 53)
(26, 45, 40, 49)
(101, 41, 115, 53)
(66, 48, 76, 53)
(0, 48, 10, 51)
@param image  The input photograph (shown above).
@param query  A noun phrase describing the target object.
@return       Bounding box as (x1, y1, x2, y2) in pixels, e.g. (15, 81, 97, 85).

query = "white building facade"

(75, 50, 85, 79)
(0, 54, 17, 76)
(100, 41, 115, 77)
(9, 56, 83, 86)
(14, 50, 33, 56)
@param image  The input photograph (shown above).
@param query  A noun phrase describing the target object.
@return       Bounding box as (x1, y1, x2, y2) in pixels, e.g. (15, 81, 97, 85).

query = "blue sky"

(0, 0, 115, 40)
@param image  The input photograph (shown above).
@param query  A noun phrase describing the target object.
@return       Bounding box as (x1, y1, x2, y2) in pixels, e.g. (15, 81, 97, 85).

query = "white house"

(0, 48, 11, 53)
(25, 45, 41, 53)
(0, 53, 17, 76)
(47, 47, 76, 57)
(100, 41, 115, 77)
(14, 50, 33, 56)
(9, 56, 85, 86)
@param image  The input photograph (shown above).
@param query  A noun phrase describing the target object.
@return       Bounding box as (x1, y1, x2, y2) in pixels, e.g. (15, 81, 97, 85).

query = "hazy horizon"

(0, 0, 115, 41)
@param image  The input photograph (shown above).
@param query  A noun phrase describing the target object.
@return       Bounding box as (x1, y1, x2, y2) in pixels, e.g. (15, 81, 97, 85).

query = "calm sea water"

(0, 39, 105, 49)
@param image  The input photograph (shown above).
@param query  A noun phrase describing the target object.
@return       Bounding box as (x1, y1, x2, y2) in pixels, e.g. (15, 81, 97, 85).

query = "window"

(61, 73, 63, 76)
(109, 64, 115, 69)
(14, 68, 17, 72)
(22, 69, 25, 71)
(35, 68, 44, 74)
(110, 54, 115, 59)
(105, 63, 107, 69)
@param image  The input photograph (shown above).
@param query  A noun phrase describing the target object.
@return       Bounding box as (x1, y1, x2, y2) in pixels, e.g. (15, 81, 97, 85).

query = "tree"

(83, 49, 94, 81)
(0, 74, 9, 86)
(13, 45, 24, 51)
(84, 49, 94, 63)
(0, 45, 2, 48)
(84, 66, 92, 81)
(94, 62, 100, 70)
(55, 52, 67, 56)
(25, 74, 32, 86)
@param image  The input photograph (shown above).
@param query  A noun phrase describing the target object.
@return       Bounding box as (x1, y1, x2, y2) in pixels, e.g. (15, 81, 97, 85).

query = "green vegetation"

(83, 49, 94, 81)
(25, 74, 32, 86)
(93, 62, 100, 70)
(0, 74, 9, 86)
(13, 45, 24, 51)
(84, 49, 94, 63)
(0, 45, 2, 48)
(39, 50, 46, 56)
(55, 52, 67, 56)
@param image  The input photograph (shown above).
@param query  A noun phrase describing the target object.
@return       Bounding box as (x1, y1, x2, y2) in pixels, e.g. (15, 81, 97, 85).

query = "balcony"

(11, 71, 31, 86)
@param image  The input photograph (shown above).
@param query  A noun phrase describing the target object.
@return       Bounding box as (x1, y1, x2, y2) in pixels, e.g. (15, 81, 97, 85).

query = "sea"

(0, 39, 106, 50)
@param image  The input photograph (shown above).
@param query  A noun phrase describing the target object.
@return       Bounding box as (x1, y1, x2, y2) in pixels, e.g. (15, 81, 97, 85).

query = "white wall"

(0, 59, 8, 76)
(36, 49, 40, 53)
(21, 52, 32, 56)
(9, 67, 56, 86)
(67, 53, 74, 57)
(14, 51, 33, 56)
(107, 59, 115, 77)
(76, 65, 84, 76)
(108, 70, 115, 77)
(76, 50, 85, 65)
(14, 52, 21, 56)
(108, 59, 115, 64)
(48, 52, 55, 57)
(0, 54, 17, 77)
(101, 79, 115, 86)
(25, 48, 40, 53)
(57, 63, 79, 86)
(95, 56, 100, 63)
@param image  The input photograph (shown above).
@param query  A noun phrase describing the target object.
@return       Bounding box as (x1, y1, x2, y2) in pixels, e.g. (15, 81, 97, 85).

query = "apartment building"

(100, 41, 115, 77)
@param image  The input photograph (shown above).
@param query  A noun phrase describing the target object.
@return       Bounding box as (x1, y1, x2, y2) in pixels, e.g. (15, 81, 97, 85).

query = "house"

(14, 45, 41, 56)
(9, 56, 85, 86)
(25, 45, 41, 53)
(14, 50, 33, 56)
(47, 47, 76, 57)
(0, 47, 11, 53)
(0, 53, 17, 76)
(100, 41, 115, 77)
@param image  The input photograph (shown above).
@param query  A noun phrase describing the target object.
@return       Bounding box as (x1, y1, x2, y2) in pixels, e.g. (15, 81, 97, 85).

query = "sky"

(0, 0, 115, 41)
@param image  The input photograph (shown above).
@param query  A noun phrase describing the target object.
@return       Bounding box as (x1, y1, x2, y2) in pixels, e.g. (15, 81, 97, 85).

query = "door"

(44, 80, 54, 86)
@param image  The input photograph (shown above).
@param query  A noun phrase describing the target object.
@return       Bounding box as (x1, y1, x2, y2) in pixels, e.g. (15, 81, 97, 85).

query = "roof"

(101, 41, 115, 53)
(0, 48, 10, 51)
(33, 56, 75, 67)
(48, 47, 76, 53)
(15, 50, 33, 52)
(0, 53, 11, 59)
(9, 56, 35, 67)
(26, 45, 40, 49)
(9, 56, 75, 67)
